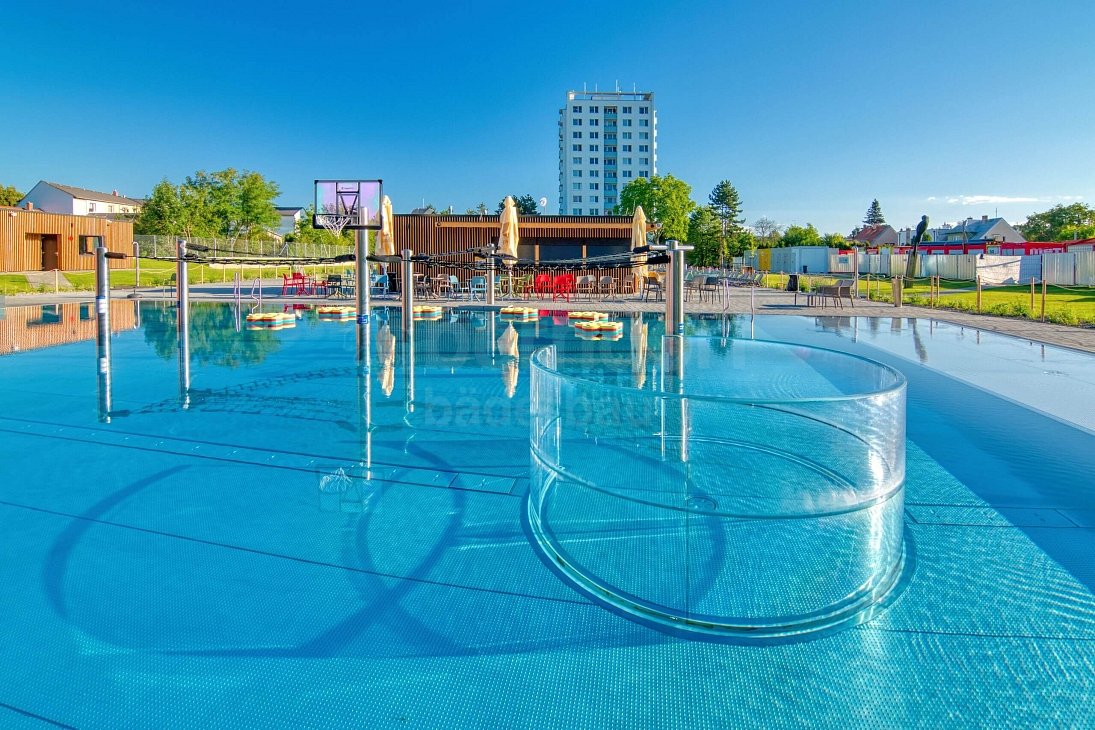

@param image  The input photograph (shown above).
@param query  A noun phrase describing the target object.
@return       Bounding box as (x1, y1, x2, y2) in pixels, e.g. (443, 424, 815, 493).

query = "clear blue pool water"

(0, 301, 1092, 728)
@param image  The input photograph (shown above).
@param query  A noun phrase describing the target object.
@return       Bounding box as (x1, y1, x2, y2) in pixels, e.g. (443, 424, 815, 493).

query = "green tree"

(1018, 202, 1095, 241)
(708, 180, 745, 265)
(496, 194, 540, 215)
(686, 206, 722, 266)
(821, 232, 848, 248)
(136, 169, 281, 241)
(0, 184, 24, 207)
(135, 179, 186, 235)
(615, 174, 696, 242)
(864, 199, 885, 225)
(781, 224, 824, 247)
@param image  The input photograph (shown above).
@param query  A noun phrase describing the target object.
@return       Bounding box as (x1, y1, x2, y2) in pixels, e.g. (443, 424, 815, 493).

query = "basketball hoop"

(316, 204, 353, 238)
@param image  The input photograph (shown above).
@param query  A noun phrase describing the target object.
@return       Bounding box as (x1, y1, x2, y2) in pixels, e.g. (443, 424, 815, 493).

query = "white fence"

(1043, 251, 1095, 286)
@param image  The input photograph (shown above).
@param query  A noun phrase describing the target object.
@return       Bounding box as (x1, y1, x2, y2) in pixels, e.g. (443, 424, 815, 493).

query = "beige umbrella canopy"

(630, 315, 648, 390)
(376, 323, 396, 397)
(499, 196, 520, 267)
(377, 196, 395, 257)
(497, 323, 519, 398)
(631, 205, 649, 283)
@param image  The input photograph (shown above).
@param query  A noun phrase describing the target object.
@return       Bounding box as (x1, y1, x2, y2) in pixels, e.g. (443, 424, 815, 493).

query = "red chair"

(552, 274, 576, 302)
(533, 273, 553, 299)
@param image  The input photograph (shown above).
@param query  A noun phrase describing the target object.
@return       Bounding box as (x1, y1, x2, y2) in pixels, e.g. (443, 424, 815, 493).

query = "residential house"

(847, 224, 899, 247)
(18, 181, 142, 217)
(898, 216, 1025, 246)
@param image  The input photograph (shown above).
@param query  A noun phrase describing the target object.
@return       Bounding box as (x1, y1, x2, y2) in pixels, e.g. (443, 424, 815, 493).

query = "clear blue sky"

(3, 0, 1093, 234)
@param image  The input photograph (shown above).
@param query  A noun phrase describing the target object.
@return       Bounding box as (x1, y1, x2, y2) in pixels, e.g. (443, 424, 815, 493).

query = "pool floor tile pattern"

(0, 305, 1093, 728)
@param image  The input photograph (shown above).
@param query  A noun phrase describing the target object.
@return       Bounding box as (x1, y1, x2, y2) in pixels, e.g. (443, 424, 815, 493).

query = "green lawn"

(759, 273, 1095, 326)
(0, 275, 35, 295)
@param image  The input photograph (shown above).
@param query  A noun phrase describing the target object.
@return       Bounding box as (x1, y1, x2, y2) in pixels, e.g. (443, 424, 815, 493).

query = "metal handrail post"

(95, 245, 112, 423)
(401, 248, 415, 336)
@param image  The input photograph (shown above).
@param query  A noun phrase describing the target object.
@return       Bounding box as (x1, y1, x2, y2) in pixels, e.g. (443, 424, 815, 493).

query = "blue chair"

(469, 276, 487, 301)
(370, 274, 389, 297)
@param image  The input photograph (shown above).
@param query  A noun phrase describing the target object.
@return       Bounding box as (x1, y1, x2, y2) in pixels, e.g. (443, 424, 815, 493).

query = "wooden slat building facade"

(0, 301, 139, 355)
(390, 214, 643, 291)
(1, 207, 133, 273)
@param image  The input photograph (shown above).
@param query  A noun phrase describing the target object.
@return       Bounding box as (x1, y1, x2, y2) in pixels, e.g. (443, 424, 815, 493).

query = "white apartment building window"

(639, 132, 649, 139)
(590, 106, 599, 113)
(589, 170, 599, 177)
(589, 132, 600, 139)
(572, 157, 582, 164)
(572, 118, 582, 125)
(605, 183, 616, 192)
(605, 133, 616, 141)
(589, 183, 599, 190)
(606, 146, 617, 154)
(639, 170, 649, 178)
(622, 132, 632, 139)
(572, 105, 582, 113)
(572, 182, 582, 190)
(573, 131, 582, 138)
(623, 171, 632, 178)
(591, 118, 600, 126)
(606, 196, 616, 204)
(638, 144, 648, 152)
(639, 119, 649, 127)
(623, 157, 632, 165)
(622, 106, 632, 113)
(88, 202, 97, 212)
(589, 144, 599, 151)
(622, 119, 632, 127)
(589, 209, 598, 215)
(573, 170, 582, 177)
(572, 195, 582, 203)
(572, 144, 582, 151)
(589, 157, 599, 164)
(622, 145, 632, 152)
(640, 158, 649, 165)
(640, 106, 648, 114)
(591, 196, 599, 203)
(572, 208, 581, 215)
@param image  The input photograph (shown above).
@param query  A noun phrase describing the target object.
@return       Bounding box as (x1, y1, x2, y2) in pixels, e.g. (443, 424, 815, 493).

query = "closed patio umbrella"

(499, 196, 519, 265)
(377, 196, 395, 257)
(631, 205, 649, 286)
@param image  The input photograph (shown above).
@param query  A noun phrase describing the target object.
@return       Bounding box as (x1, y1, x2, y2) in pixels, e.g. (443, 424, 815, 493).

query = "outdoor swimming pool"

(0, 301, 1092, 728)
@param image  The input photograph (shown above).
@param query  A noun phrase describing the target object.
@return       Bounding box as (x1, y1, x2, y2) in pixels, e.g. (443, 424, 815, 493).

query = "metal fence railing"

(133, 235, 353, 261)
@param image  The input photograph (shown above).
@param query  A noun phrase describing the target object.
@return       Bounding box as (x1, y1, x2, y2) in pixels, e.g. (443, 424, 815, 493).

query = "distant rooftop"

(566, 90, 653, 102)
(41, 181, 142, 207)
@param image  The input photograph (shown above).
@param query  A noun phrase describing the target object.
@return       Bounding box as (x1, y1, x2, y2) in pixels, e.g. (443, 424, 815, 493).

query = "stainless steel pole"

(401, 248, 414, 336)
(663, 239, 693, 336)
(486, 241, 496, 307)
(176, 239, 191, 409)
(356, 228, 371, 321)
(95, 245, 112, 423)
(133, 241, 140, 294)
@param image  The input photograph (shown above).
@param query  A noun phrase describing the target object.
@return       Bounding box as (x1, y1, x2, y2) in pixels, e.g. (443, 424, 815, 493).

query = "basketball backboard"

(313, 179, 383, 230)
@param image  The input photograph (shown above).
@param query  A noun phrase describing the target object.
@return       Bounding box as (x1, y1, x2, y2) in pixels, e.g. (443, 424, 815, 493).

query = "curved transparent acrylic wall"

(528, 337, 907, 639)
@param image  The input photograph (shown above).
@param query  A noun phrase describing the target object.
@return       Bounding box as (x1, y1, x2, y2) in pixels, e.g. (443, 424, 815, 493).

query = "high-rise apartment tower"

(558, 90, 657, 215)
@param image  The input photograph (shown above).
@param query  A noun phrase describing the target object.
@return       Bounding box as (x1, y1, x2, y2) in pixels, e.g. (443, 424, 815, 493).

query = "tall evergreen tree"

(708, 180, 745, 231)
(864, 199, 886, 225)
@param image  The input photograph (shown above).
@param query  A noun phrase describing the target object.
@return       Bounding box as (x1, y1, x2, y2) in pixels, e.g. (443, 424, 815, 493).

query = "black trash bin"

(786, 274, 799, 292)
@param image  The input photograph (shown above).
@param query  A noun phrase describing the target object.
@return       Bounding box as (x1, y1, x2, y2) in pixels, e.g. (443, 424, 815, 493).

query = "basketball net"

(319, 204, 352, 238)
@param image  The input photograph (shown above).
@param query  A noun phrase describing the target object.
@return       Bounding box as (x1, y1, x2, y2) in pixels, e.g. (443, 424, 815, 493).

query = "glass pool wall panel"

(528, 339, 907, 638)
